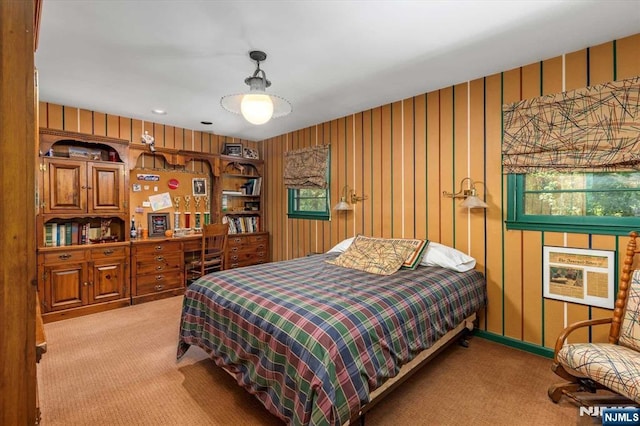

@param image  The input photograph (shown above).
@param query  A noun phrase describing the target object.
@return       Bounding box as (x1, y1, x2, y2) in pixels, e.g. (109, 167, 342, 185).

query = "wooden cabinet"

(131, 239, 185, 304)
(37, 129, 131, 322)
(38, 243, 130, 322)
(226, 232, 270, 269)
(43, 158, 125, 214)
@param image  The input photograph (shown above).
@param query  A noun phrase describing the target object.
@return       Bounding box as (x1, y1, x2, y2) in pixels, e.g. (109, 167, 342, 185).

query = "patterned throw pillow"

(398, 239, 429, 270)
(326, 235, 419, 275)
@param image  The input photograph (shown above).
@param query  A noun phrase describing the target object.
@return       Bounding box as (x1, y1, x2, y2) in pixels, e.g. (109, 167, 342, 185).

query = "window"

(287, 188, 330, 220)
(506, 172, 640, 235)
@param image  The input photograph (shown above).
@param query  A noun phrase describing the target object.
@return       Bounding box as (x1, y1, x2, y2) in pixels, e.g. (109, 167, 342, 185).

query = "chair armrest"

(553, 317, 612, 362)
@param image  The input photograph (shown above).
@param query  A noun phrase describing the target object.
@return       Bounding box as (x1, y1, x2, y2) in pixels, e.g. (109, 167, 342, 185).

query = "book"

(58, 224, 66, 246)
(65, 223, 73, 246)
(44, 224, 54, 247)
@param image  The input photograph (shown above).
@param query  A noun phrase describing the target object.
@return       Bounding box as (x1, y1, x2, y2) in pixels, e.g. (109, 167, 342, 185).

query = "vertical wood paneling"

(426, 92, 441, 242)
(371, 107, 383, 238)
(617, 34, 640, 79)
(391, 101, 403, 238)
(354, 113, 365, 237)
(106, 114, 119, 138)
(468, 79, 486, 268)
(63, 106, 79, 132)
(402, 98, 416, 239)
(413, 95, 427, 240)
(380, 105, 392, 238)
(453, 83, 469, 254)
(47, 103, 63, 129)
(484, 73, 504, 334)
(439, 87, 454, 246)
(362, 110, 374, 238)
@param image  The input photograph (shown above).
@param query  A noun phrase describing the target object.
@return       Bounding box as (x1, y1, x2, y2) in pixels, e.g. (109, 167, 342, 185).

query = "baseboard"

(473, 330, 555, 359)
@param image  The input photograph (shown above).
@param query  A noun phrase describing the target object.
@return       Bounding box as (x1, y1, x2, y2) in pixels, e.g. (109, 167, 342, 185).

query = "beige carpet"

(40, 296, 594, 425)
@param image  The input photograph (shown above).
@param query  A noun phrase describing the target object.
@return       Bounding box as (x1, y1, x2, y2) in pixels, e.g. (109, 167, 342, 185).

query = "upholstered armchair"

(548, 231, 640, 405)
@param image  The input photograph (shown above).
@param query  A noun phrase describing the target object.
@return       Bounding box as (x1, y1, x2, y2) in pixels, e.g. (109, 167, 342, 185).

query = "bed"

(177, 247, 486, 425)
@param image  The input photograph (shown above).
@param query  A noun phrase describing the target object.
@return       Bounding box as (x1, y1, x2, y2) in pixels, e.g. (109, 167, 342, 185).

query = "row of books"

(222, 215, 260, 234)
(240, 177, 262, 196)
(43, 222, 106, 247)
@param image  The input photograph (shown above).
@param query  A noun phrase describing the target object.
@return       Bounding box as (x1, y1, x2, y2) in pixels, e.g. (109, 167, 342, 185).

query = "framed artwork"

(148, 212, 170, 237)
(192, 178, 207, 196)
(223, 143, 243, 157)
(243, 147, 259, 159)
(543, 246, 615, 309)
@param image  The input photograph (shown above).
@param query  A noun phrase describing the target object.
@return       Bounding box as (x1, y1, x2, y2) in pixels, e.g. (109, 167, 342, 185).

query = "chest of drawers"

(131, 239, 184, 304)
(226, 232, 269, 269)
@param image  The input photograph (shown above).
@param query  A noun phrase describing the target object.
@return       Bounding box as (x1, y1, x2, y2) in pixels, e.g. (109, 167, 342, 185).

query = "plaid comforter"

(177, 253, 486, 425)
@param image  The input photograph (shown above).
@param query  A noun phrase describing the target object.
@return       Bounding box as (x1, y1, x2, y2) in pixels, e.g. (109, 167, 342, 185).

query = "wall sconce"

(442, 177, 488, 209)
(333, 185, 368, 211)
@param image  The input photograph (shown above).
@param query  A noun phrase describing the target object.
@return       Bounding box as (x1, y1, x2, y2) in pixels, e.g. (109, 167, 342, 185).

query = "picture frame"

(223, 143, 243, 157)
(148, 212, 170, 237)
(243, 147, 259, 159)
(543, 246, 615, 309)
(192, 178, 207, 196)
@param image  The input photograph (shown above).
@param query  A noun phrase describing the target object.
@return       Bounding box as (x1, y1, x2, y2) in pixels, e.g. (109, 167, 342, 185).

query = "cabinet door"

(43, 262, 88, 311)
(43, 158, 87, 214)
(88, 162, 125, 213)
(91, 259, 127, 303)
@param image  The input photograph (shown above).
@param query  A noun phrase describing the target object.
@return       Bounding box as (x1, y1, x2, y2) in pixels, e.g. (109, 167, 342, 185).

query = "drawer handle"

(156, 265, 165, 271)
(233, 238, 241, 243)
(257, 253, 265, 258)
(59, 253, 71, 260)
(103, 249, 114, 255)
(155, 275, 165, 281)
(231, 255, 238, 261)
(256, 244, 265, 250)
(231, 247, 238, 252)
(230, 263, 239, 268)
(155, 256, 165, 261)
(154, 245, 164, 251)
(154, 284, 165, 291)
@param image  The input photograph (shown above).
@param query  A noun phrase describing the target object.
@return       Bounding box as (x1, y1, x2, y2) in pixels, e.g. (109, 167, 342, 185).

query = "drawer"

(182, 239, 201, 252)
(135, 271, 183, 295)
(42, 249, 87, 264)
(135, 253, 182, 274)
(134, 241, 182, 257)
(90, 246, 127, 260)
(227, 250, 268, 263)
(227, 242, 268, 254)
(227, 234, 268, 248)
(228, 257, 268, 269)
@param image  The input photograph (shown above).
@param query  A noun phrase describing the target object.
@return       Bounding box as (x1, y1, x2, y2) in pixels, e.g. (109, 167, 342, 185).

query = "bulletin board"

(130, 168, 211, 231)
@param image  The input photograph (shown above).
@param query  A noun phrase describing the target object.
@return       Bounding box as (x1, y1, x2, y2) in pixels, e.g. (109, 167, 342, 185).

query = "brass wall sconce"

(442, 177, 488, 209)
(333, 185, 368, 211)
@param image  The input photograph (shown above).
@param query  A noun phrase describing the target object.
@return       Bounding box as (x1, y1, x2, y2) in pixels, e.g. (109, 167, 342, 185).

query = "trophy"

(203, 195, 211, 225)
(194, 196, 202, 231)
(183, 195, 191, 229)
(173, 196, 181, 231)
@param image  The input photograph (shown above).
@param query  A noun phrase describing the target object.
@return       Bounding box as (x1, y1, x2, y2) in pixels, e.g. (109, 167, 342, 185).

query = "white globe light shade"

(240, 93, 274, 125)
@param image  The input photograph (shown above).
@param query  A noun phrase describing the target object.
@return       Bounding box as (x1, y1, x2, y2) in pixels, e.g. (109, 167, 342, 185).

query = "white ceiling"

(36, 1, 640, 142)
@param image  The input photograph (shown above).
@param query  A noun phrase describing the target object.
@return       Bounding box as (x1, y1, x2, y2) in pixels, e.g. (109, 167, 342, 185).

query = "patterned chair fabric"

(619, 270, 640, 351)
(557, 343, 640, 403)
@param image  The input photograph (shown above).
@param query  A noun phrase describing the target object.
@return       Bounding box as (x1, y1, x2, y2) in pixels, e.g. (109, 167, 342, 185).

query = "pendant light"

(220, 50, 292, 125)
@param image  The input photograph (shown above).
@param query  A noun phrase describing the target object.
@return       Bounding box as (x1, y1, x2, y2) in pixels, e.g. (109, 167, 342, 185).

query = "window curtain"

(502, 76, 640, 173)
(283, 145, 329, 189)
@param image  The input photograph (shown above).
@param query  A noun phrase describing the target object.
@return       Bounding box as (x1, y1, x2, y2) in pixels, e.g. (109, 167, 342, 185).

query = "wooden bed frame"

(348, 313, 477, 425)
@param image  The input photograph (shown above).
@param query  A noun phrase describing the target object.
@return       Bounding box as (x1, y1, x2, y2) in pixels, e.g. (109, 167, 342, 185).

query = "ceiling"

(36, 1, 640, 142)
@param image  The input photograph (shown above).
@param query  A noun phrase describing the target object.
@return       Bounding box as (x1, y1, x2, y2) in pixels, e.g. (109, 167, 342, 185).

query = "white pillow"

(327, 237, 355, 253)
(420, 242, 476, 272)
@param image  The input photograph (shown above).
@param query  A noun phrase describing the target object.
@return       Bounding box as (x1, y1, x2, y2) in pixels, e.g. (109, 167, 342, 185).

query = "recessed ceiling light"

(151, 109, 167, 115)
(200, 121, 212, 125)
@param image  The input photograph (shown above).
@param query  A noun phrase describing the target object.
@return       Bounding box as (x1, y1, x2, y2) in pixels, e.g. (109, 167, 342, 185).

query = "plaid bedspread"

(177, 253, 486, 425)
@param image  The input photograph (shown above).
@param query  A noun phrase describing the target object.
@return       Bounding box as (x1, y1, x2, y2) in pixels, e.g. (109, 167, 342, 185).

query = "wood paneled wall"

(38, 103, 258, 159)
(262, 33, 640, 355)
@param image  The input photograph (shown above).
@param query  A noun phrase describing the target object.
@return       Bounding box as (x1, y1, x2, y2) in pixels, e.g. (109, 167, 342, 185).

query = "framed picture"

(223, 143, 243, 157)
(192, 178, 207, 196)
(148, 212, 170, 237)
(543, 246, 615, 309)
(243, 147, 259, 159)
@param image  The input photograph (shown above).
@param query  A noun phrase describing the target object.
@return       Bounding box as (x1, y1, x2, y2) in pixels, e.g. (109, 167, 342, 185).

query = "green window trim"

(506, 174, 640, 236)
(287, 188, 330, 221)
